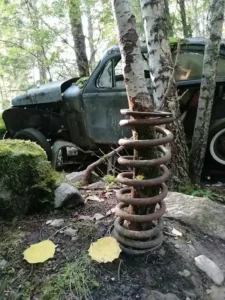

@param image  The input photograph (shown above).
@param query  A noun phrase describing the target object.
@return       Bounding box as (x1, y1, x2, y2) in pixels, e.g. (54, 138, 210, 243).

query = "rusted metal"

(113, 109, 174, 255)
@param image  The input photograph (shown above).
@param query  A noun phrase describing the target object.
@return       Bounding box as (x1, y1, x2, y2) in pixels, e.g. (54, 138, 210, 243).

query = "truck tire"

(209, 124, 225, 165)
(14, 128, 52, 160)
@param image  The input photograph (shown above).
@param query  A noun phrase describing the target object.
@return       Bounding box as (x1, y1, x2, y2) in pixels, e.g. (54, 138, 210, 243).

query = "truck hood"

(12, 78, 78, 106)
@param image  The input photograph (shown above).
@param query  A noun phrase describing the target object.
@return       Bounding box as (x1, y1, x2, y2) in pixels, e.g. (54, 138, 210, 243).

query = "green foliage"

(180, 184, 225, 203)
(104, 175, 117, 185)
(41, 255, 99, 300)
(0, 139, 59, 217)
(0, 114, 6, 131)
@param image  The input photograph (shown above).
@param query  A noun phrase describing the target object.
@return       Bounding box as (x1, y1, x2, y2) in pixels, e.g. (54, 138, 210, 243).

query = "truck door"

(82, 54, 151, 145)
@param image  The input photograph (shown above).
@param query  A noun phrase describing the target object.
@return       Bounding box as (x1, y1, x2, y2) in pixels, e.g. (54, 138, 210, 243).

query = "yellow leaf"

(88, 237, 121, 263)
(23, 240, 56, 264)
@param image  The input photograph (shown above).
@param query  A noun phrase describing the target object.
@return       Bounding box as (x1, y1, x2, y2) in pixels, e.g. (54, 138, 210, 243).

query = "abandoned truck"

(2, 38, 225, 177)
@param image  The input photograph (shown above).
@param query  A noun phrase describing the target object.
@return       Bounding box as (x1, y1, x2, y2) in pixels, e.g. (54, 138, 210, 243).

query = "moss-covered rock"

(0, 139, 58, 218)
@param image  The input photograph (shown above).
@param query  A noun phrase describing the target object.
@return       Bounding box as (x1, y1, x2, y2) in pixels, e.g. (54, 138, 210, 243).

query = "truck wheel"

(209, 125, 225, 165)
(14, 128, 52, 160)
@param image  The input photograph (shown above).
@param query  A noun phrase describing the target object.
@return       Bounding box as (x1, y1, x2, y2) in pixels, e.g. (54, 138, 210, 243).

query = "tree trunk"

(83, 0, 96, 70)
(190, 0, 225, 183)
(140, 0, 190, 189)
(164, 0, 174, 36)
(191, 0, 201, 37)
(68, 0, 89, 77)
(178, 0, 192, 37)
(111, 0, 158, 230)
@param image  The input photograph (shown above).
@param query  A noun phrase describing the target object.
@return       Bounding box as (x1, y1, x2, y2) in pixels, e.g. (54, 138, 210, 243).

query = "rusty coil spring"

(113, 109, 174, 255)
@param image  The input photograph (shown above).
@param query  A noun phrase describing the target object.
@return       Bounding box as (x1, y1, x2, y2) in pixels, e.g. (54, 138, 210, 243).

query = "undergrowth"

(41, 255, 99, 300)
(180, 184, 225, 203)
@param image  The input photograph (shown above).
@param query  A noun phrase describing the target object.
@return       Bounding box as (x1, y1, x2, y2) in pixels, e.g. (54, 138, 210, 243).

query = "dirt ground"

(0, 186, 225, 300)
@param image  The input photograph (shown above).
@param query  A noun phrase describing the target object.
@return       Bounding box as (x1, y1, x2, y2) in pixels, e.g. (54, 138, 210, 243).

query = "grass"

(0, 218, 99, 300)
(41, 255, 99, 300)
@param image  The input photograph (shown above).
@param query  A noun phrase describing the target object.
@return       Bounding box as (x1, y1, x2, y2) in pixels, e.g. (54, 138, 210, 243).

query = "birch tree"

(140, 0, 190, 189)
(190, 0, 225, 183)
(111, 0, 158, 230)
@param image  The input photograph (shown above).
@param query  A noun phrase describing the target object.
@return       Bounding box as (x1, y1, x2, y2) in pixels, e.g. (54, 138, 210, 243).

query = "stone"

(54, 183, 84, 208)
(141, 290, 181, 300)
(183, 270, 191, 278)
(63, 227, 77, 237)
(49, 219, 64, 228)
(65, 171, 85, 183)
(66, 171, 99, 185)
(87, 181, 106, 190)
(159, 248, 166, 256)
(179, 270, 191, 278)
(194, 255, 224, 285)
(165, 192, 225, 240)
(174, 244, 180, 249)
(210, 285, 225, 300)
(93, 213, 104, 221)
(0, 259, 7, 269)
(165, 294, 181, 300)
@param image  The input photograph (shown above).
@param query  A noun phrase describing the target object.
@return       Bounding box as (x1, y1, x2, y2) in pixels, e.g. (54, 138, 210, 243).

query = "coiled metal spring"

(113, 109, 174, 255)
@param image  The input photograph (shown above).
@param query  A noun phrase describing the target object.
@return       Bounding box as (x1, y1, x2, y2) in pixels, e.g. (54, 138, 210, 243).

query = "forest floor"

(0, 184, 225, 300)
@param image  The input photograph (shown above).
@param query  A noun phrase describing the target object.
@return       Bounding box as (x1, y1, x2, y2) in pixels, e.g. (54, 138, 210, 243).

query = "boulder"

(54, 183, 84, 208)
(0, 140, 57, 218)
(165, 192, 225, 240)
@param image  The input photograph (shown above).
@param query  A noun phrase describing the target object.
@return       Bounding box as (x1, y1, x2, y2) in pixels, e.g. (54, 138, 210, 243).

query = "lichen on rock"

(0, 139, 58, 218)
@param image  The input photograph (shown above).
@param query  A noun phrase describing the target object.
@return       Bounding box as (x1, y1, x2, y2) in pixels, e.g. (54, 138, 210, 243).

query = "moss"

(41, 255, 99, 300)
(0, 114, 6, 132)
(0, 139, 58, 218)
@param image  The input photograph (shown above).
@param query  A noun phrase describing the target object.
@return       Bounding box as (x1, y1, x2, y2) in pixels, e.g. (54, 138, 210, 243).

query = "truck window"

(217, 57, 225, 77)
(114, 55, 151, 88)
(175, 52, 204, 81)
(97, 60, 113, 88)
(175, 52, 225, 80)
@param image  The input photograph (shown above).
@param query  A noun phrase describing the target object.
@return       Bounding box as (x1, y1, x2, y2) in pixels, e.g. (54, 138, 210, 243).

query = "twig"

(82, 143, 128, 185)
(118, 260, 122, 281)
(48, 226, 68, 240)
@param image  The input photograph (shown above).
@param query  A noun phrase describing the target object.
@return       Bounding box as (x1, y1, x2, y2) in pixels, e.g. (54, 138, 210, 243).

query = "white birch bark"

(190, 0, 225, 183)
(140, 0, 190, 189)
(140, 0, 172, 108)
(111, 0, 153, 110)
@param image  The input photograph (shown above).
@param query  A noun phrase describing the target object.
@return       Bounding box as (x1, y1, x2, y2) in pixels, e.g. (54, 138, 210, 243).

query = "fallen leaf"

(78, 215, 93, 221)
(88, 237, 121, 263)
(93, 213, 104, 221)
(172, 228, 183, 237)
(85, 195, 104, 203)
(106, 207, 116, 216)
(23, 240, 56, 264)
